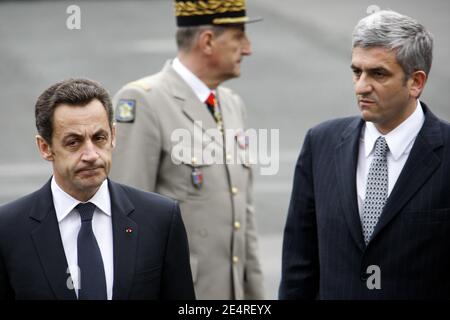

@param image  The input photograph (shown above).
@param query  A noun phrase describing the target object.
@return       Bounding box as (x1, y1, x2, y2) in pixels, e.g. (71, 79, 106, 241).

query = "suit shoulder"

(0, 190, 40, 226)
(437, 117, 450, 130)
(309, 116, 360, 137)
(436, 117, 450, 143)
(219, 85, 236, 96)
(218, 85, 247, 119)
(113, 183, 179, 226)
(124, 73, 162, 92)
(114, 182, 177, 212)
(115, 72, 164, 99)
(113, 72, 167, 123)
(422, 105, 450, 139)
(219, 86, 243, 102)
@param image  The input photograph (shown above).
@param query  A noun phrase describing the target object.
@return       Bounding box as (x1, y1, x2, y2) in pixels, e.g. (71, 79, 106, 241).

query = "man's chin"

(360, 109, 377, 122)
(75, 175, 106, 190)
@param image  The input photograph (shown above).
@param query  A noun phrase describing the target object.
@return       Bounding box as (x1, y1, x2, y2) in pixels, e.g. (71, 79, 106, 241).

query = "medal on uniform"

(235, 131, 249, 149)
(191, 168, 203, 189)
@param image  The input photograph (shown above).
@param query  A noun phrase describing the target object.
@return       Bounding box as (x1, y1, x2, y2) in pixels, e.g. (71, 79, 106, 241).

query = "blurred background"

(1, 0, 449, 299)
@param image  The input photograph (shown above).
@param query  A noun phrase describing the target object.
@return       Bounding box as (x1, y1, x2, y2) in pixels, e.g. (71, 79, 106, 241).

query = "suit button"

(232, 256, 239, 264)
(234, 221, 241, 230)
(360, 271, 369, 282)
(231, 187, 238, 195)
(191, 157, 197, 165)
(226, 153, 232, 162)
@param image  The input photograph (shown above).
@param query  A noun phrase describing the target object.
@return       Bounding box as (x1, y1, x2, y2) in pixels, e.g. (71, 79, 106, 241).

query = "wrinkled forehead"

(52, 101, 111, 136)
(351, 46, 399, 68)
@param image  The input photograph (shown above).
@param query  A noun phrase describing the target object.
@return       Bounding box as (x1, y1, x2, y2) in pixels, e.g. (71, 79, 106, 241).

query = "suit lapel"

(163, 63, 224, 148)
(334, 118, 366, 251)
(164, 64, 218, 129)
(109, 180, 138, 300)
(370, 105, 443, 242)
(181, 97, 218, 132)
(30, 180, 77, 300)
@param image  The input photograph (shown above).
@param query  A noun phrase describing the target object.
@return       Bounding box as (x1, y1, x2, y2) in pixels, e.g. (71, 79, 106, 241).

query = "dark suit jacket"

(0, 179, 195, 300)
(279, 103, 450, 299)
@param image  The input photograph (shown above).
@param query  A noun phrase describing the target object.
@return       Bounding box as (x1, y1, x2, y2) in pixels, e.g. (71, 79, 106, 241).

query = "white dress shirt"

(356, 100, 425, 217)
(51, 177, 114, 300)
(172, 57, 215, 102)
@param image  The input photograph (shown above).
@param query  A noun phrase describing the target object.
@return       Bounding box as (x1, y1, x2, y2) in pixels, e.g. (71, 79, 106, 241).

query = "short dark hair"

(35, 78, 113, 144)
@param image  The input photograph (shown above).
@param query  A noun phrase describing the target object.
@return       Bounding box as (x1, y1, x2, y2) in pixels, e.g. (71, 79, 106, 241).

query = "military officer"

(110, 0, 264, 300)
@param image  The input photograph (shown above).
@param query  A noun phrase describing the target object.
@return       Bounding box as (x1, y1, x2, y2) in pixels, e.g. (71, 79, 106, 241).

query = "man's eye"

(67, 140, 78, 147)
(352, 70, 361, 77)
(373, 71, 386, 78)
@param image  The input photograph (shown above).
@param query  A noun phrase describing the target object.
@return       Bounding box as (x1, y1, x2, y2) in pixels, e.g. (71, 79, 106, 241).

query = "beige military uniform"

(110, 61, 264, 299)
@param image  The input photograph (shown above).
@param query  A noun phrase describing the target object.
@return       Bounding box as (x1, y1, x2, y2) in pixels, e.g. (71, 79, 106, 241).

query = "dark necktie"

(362, 136, 389, 244)
(76, 202, 107, 300)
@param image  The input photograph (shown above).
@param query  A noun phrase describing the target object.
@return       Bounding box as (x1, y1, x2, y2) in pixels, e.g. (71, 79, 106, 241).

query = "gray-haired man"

(110, 0, 264, 300)
(280, 10, 450, 299)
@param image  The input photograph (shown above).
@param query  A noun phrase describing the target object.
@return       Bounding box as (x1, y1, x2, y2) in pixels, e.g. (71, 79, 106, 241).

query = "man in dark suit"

(0, 78, 195, 300)
(279, 10, 450, 299)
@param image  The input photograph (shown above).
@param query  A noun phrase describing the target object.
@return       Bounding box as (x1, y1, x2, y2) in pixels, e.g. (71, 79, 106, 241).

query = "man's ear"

(408, 70, 427, 99)
(111, 123, 116, 149)
(198, 29, 215, 55)
(36, 135, 54, 161)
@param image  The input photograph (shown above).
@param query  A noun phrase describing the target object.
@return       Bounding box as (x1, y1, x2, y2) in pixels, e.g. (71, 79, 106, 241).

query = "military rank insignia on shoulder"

(127, 79, 152, 91)
(115, 99, 136, 123)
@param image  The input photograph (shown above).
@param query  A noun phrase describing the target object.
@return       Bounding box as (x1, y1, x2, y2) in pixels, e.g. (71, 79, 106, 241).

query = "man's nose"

(81, 140, 100, 162)
(354, 73, 373, 95)
(242, 34, 252, 56)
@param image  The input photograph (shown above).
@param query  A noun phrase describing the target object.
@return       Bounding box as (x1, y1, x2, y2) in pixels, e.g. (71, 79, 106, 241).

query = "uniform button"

(234, 221, 241, 230)
(232, 256, 239, 264)
(231, 187, 238, 195)
(226, 153, 232, 162)
(191, 157, 197, 165)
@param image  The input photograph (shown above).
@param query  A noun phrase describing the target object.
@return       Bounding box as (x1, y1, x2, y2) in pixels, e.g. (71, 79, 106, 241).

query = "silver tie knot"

(373, 136, 389, 158)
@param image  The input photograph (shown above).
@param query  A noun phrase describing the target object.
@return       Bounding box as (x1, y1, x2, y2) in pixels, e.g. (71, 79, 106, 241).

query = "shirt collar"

(51, 177, 111, 223)
(364, 100, 425, 160)
(172, 57, 215, 103)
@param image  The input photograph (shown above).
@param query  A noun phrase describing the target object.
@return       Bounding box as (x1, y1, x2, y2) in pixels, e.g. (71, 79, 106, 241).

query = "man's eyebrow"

(93, 128, 109, 136)
(350, 65, 389, 72)
(62, 132, 83, 140)
(369, 66, 388, 71)
(365, 67, 391, 75)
